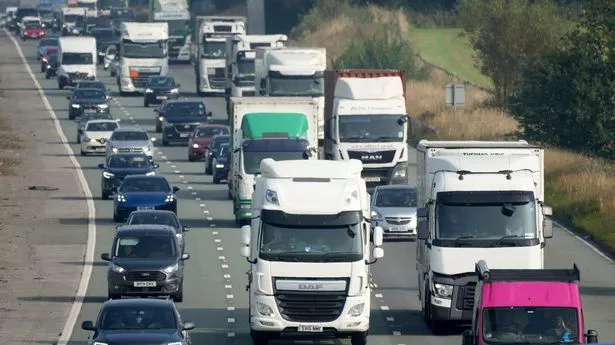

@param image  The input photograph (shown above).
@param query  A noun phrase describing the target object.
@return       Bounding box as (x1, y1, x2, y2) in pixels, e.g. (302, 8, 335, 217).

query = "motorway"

(11, 36, 615, 345)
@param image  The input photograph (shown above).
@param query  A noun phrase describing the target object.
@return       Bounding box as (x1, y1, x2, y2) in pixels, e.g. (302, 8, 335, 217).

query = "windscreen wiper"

(453, 235, 476, 246)
(373, 136, 400, 142)
(494, 235, 522, 247)
(316, 252, 358, 262)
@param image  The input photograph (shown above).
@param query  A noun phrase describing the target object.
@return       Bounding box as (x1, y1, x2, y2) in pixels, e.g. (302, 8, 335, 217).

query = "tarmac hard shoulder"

(0, 32, 88, 344)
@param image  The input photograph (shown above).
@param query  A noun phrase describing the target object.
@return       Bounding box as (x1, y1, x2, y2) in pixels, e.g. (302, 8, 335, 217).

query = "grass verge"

(0, 100, 23, 176)
(290, 3, 615, 254)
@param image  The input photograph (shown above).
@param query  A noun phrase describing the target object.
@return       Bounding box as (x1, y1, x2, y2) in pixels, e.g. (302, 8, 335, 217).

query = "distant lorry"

(463, 260, 599, 345)
(193, 16, 246, 96)
(117, 22, 169, 95)
(224, 34, 287, 114)
(254, 47, 327, 152)
(323, 69, 409, 191)
(62, 7, 86, 35)
(415, 140, 553, 334)
(240, 158, 384, 345)
(150, 0, 191, 62)
(78, 0, 97, 17)
(228, 97, 320, 225)
(57, 36, 96, 89)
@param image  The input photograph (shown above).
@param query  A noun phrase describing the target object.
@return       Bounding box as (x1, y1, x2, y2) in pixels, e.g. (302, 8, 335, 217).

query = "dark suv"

(101, 225, 189, 302)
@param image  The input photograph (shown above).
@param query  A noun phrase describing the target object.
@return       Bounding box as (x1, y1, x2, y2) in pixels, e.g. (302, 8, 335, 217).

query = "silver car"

(105, 127, 156, 159)
(76, 112, 114, 143)
(371, 185, 418, 240)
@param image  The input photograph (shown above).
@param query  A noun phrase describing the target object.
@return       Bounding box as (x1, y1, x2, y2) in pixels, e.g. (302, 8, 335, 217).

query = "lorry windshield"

(62, 52, 93, 65)
(237, 58, 255, 78)
(269, 74, 324, 97)
(121, 39, 167, 58)
(339, 115, 405, 142)
(259, 223, 363, 262)
(483, 307, 578, 344)
(243, 150, 307, 175)
(166, 20, 188, 36)
(435, 191, 538, 246)
(64, 14, 83, 22)
(201, 41, 225, 58)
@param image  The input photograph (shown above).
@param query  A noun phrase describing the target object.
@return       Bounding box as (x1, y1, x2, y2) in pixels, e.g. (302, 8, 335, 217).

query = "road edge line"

(4, 30, 97, 345)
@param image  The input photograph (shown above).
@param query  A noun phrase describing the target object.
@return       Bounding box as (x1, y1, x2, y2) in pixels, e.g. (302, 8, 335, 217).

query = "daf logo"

(361, 154, 383, 161)
(298, 283, 323, 290)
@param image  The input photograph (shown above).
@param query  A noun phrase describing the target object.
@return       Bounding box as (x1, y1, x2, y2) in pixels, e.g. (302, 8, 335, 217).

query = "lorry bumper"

(429, 275, 477, 322)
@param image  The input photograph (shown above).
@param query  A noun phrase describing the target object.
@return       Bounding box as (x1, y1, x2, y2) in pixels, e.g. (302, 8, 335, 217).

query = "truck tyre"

(250, 331, 269, 345)
(351, 332, 367, 345)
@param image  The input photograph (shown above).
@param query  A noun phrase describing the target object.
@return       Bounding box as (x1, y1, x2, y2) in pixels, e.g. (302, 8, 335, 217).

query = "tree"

(457, 0, 569, 105)
(509, 0, 615, 158)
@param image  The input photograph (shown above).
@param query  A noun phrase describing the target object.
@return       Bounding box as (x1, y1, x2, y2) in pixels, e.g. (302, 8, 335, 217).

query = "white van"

(57, 37, 97, 89)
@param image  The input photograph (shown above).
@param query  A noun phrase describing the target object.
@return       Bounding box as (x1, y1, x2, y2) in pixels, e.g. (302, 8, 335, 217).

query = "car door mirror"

(182, 226, 190, 232)
(417, 220, 429, 240)
(100, 253, 111, 261)
(173, 186, 180, 192)
(81, 320, 96, 331)
(152, 163, 159, 169)
(98, 163, 104, 169)
(181, 253, 190, 260)
(176, 83, 181, 88)
(182, 321, 195, 330)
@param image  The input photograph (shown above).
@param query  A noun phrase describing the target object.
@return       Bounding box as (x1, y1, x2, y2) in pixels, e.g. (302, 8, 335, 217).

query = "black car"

(205, 134, 230, 174)
(14, 7, 39, 32)
(144, 76, 180, 107)
(126, 210, 190, 252)
(75, 80, 109, 97)
(91, 27, 117, 64)
(81, 299, 195, 345)
(98, 153, 159, 200)
(212, 143, 230, 184)
(44, 54, 59, 79)
(39, 9, 59, 32)
(67, 88, 111, 120)
(155, 99, 212, 145)
(36, 36, 59, 60)
(101, 225, 189, 301)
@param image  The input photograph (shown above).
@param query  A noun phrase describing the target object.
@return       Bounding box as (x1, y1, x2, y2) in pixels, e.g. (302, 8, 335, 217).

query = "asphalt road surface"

(12, 36, 615, 345)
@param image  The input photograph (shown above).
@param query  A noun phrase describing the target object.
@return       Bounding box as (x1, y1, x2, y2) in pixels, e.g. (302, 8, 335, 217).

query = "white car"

(103, 44, 117, 70)
(80, 119, 120, 156)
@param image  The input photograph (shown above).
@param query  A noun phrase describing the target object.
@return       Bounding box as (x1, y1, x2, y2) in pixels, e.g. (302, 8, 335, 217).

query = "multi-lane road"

(9, 33, 615, 345)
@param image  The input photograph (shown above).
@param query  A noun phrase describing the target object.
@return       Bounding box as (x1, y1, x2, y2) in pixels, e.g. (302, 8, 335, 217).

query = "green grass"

(408, 28, 493, 88)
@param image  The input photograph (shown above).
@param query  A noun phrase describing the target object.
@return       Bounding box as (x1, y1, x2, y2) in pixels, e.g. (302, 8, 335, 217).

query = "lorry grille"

(275, 290, 347, 322)
(347, 150, 397, 164)
(131, 71, 160, 88)
(385, 217, 411, 225)
(455, 283, 476, 310)
(125, 271, 166, 281)
(207, 68, 226, 89)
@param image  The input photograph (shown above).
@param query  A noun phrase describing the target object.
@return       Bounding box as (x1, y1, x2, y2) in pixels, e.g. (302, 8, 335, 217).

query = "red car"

(187, 124, 229, 161)
(40, 47, 59, 72)
(21, 22, 45, 40)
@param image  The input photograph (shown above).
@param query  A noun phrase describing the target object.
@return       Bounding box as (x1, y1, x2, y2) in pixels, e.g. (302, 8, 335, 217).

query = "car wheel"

(188, 154, 196, 162)
(45, 73, 50, 80)
(173, 284, 184, 302)
(58, 79, 64, 90)
(68, 112, 75, 120)
(351, 332, 367, 345)
(205, 163, 212, 175)
(110, 70, 115, 77)
(40, 66, 44, 73)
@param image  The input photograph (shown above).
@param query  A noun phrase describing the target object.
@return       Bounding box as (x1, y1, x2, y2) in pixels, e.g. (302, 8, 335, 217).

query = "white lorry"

(193, 16, 246, 96)
(150, 0, 191, 62)
(239, 158, 384, 345)
(414, 140, 553, 334)
(254, 47, 327, 151)
(62, 7, 86, 35)
(323, 70, 409, 192)
(57, 36, 97, 89)
(117, 22, 169, 95)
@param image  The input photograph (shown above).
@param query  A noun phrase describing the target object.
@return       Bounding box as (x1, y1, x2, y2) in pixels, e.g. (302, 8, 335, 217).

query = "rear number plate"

(84, 109, 97, 113)
(134, 281, 156, 287)
(364, 177, 381, 182)
(180, 133, 190, 138)
(389, 226, 405, 232)
(298, 325, 323, 332)
(137, 206, 154, 210)
(156, 96, 167, 100)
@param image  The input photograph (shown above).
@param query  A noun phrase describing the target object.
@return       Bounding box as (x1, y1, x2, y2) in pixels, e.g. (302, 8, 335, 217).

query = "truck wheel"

(250, 331, 269, 345)
(351, 332, 367, 345)
(425, 289, 446, 335)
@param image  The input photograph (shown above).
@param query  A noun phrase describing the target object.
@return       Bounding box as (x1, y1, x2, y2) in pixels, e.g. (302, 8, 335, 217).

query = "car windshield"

(211, 136, 229, 150)
(166, 103, 206, 117)
(375, 188, 417, 208)
(62, 52, 93, 65)
(77, 82, 105, 91)
(196, 127, 228, 138)
(120, 178, 170, 193)
(114, 235, 176, 258)
(74, 89, 105, 99)
(483, 307, 578, 344)
(201, 41, 225, 58)
(99, 304, 177, 330)
(111, 131, 148, 141)
(148, 77, 175, 88)
(128, 213, 180, 229)
(45, 50, 59, 58)
(86, 122, 118, 131)
(25, 22, 40, 29)
(339, 115, 405, 143)
(107, 154, 150, 168)
(40, 11, 54, 19)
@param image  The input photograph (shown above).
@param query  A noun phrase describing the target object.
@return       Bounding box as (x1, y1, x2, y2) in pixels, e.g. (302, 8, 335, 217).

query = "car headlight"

(215, 164, 224, 168)
(145, 88, 153, 93)
(170, 88, 178, 93)
(256, 302, 274, 317)
(98, 104, 108, 109)
(71, 104, 80, 108)
(103, 171, 114, 179)
(162, 263, 179, 274)
(371, 211, 383, 221)
(192, 143, 199, 149)
(145, 171, 156, 176)
(167, 342, 182, 345)
(265, 189, 279, 205)
(111, 263, 125, 273)
(391, 163, 407, 180)
(93, 342, 108, 345)
(165, 195, 175, 202)
(348, 303, 365, 317)
(158, 116, 164, 121)
(111, 147, 119, 153)
(116, 194, 126, 202)
(432, 282, 453, 298)
(82, 136, 91, 142)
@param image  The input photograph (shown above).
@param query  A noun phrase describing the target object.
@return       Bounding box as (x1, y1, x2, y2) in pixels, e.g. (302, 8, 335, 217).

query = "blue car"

(212, 143, 230, 184)
(113, 175, 179, 222)
(98, 153, 159, 200)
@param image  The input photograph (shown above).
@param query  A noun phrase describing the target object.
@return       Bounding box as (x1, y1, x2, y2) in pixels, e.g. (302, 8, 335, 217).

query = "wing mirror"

(372, 247, 384, 260)
(543, 205, 553, 216)
(373, 226, 383, 246)
(181, 253, 190, 260)
(182, 321, 195, 330)
(81, 320, 96, 331)
(207, 111, 212, 117)
(240, 246, 250, 258)
(241, 225, 251, 245)
(585, 330, 598, 344)
(397, 115, 409, 126)
(97, 163, 104, 169)
(176, 83, 181, 88)
(182, 225, 191, 232)
(417, 220, 429, 240)
(100, 253, 111, 261)
(173, 186, 180, 192)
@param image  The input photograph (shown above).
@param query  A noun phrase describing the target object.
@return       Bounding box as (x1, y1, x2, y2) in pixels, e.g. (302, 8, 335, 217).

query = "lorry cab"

(151, 0, 191, 62)
(62, 7, 86, 35)
(464, 260, 598, 345)
(57, 36, 96, 89)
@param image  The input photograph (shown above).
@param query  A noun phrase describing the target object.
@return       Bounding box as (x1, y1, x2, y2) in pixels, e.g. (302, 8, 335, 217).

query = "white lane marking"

(179, 175, 184, 179)
(225, 284, 232, 289)
(217, 247, 223, 251)
(375, 293, 383, 298)
(191, 192, 197, 195)
(174, 170, 180, 173)
(210, 224, 216, 227)
(386, 317, 395, 322)
(129, 116, 134, 120)
(214, 239, 221, 243)
(226, 294, 234, 299)
(212, 231, 219, 235)
(6, 30, 97, 345)
(392, 331, 402, 336)
(195, 197, 201, 201)
(203, 210, 209, 214)
(161, 155, 167, 159)
(200, 203, 206, 207)
(187, 186, 193, 190)
(373, 283, 378, 288)
(171, 165, 177, 168)
(380, 306, 390, 310)
(221, 264, 229, 268)
(227, 306, 235, 311)
(227, 318, 235, 323)
(182, 180, 188, 184)
(224, 274, 231, 279)
(227, 333, 235, 338)
(551, 218, 615, 263)
(207, 217, 214, 221)
(218, 256, 225, 260)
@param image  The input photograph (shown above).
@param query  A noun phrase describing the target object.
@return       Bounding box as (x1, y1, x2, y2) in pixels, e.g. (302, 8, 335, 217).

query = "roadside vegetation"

(288, 0, 615, 253)
(0, 97, 23, 176)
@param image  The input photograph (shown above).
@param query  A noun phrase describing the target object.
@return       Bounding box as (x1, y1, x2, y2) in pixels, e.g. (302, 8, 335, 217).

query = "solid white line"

(551, 219, 614, 264)
(227, 332, 235, 337)
(5, 30, 97, 345)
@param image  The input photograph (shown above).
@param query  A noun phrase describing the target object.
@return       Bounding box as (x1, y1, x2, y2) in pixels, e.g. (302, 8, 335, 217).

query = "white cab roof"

(59, 36, 96, 52)
(260, 158, 363, 179)
(263, 47, 326, 66)
(233, 34, 287, 43)
(121, 22, 168, 41)
(335, 76, 404, 100)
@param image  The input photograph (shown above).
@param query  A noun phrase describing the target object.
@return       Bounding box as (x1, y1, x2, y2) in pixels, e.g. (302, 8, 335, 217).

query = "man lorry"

(239, 158, 385, 345)
(224, 34, 287, 115)
(228, 97, 320, 225)
(62, 7, 86, 35)
(323, 69, 409, 192)
(117, 22, 169, 95)
(414, 140, 553, 334)
(254, 47, 327, 153)
(150, 0, 191, 62)
(57, 36, 96, 89)
(193, 16, 246, 96)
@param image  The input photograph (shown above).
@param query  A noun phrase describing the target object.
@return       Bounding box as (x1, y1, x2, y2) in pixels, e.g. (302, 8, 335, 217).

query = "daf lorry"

(62, 7, 86, 35)
(193, 16, 246, 96)
(324, 69, 409, 192)
(150, 0, 191, 62)
(224, 34, 287, 114)
(229, 97, 320, 225)
(117, 22, 169, 95)
(414, 140, 553, 334)
(239, 158, 385, 345)
(57, 36, 96, 89)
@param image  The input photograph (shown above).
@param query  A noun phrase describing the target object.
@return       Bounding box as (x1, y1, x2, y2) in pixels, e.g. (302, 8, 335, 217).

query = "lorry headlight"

(371, 211, 383, 221)
(256, 302, 274, 317)
(145, 88, 153, 93)
(391, 163, 407, 180)
(348, 303, 365, 317)
(432, 282, 453, 298)
(71, 104, 80, 108)
(170, 88, 178, 93)
(265, 189, 279, 205)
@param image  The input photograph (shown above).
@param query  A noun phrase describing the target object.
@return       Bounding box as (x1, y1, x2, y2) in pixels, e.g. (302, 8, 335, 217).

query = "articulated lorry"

(240, 158, 385, 345)
(229, 97, 320, 225)
(117, 22, 169, 95)
(414, 140, 553, 334)
(323, 69, 409, 192)
(150, 0, 190, 62)
(193, 16, 246, 96)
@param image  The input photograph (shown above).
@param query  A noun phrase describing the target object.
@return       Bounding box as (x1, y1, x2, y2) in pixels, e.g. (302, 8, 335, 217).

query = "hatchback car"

(204, 134, 230, 174)
(143, 76, 180, 107)
(75, 80, 109, 97)
(113, 175, 179, 221)
(126, 210, 190, 252)
(37, 36, 58, 59)
(79, 119, 119, 156)
(105, 127, 156, 159)
(103, 44, 117, 70)
(371, 185, 418, 240)
(98, 153, 159, 200)
(67, 87, 111, 120)
(76, 112, 114, 143)
(81, 299, 194, 344)
(21, 20, 44, 40)
(101, 226, 189, 301)
(212, 143, 230, 184)
(187, 124, 229, 161)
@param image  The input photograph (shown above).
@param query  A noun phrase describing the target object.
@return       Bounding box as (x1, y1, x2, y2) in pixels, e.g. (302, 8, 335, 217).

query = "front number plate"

(389, 226, 405, 232)
(180, 133, 190, 138)
(298, 325, 323, 333)
(134, 281, 156, 287)
(364, 177, 381, 182)
(156, 96, 167, 100)
(137, 206, 154, 210)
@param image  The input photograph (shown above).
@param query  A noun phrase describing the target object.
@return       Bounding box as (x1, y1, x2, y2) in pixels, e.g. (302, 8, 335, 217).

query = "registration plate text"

(137, 206, 154, 210)
(134, 281, 156, 287)
(180, 133, 190, 138)
(364, 177, 381, 182)
(389, 226, 405, 232)
(298, 325, 323, 333)
(156, 96, 167, 100)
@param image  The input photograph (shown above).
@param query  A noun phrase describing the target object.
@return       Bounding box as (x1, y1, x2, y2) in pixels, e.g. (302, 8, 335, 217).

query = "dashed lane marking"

(227, 333, 235, 338)
(375, 293, 383, 298)
(212, 231, 219, 235)
(221, 264, 229, 268)
(227, 306, 235, 311)
(392, 331, 402, 336)
(380, 306, 390, 310)
(207, 217, 214, 221)
(179, 175, 185, 179)
(225, 285, 232, 289)
(200, 203, 206, 207)
(227, 318, 235, 323)
(218, 256, 225, 260)
(214, 239, 221, 243)
(217, 247, 223, 251)
(226, 294, 234, 299)
(174, 170, 180, 173)
(386, 317, 395, 322)
(224, 274, 231, 278)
